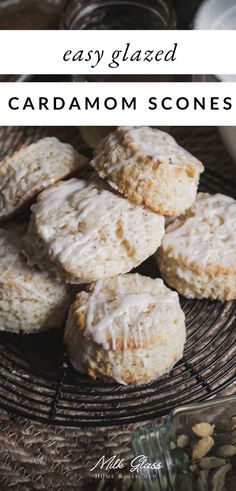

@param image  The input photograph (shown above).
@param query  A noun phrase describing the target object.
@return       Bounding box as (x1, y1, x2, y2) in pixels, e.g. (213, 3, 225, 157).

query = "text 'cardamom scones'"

(157, 193, 236, 300)
(24, 178, 165, 284)
(0, 222, 70, 333)
(91, 126, 204, 216)
(0, 137, 88, 222)
(64, 273, 186, 385)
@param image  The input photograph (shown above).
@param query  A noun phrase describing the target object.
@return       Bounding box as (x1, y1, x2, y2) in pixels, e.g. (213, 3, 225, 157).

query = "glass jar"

(62, 0, 176, 147)
(62, 0, 176, 31)
(132, 395, 236, 491)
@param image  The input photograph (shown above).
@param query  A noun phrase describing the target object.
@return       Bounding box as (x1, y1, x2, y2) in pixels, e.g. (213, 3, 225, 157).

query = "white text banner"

(0, 82, 236, 126)
(0, 30, 235, 75)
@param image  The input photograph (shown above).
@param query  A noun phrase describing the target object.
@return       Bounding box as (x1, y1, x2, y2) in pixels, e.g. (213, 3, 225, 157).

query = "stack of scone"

(2, 126, 233, 386)
(0, 137, 87, 333)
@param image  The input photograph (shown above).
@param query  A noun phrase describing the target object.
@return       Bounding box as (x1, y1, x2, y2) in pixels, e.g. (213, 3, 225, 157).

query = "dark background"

(0, 0, 205, 29)
(173, 0, 204, 28)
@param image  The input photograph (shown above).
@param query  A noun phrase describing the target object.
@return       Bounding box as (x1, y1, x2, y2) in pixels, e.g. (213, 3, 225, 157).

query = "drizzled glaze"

(0, 137, 86, 219)
(76, 274, 184, 352)
(31, 178, 164, 282)
(92, 126, 204, 175)
(162, 193, 236, 270)
(72, 274, 186, 384)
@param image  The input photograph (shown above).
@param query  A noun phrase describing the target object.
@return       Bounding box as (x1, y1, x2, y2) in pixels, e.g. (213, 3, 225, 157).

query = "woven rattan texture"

(0, 126, 235, 490)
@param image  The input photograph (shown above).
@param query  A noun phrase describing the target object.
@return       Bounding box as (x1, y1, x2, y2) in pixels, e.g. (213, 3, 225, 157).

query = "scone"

(64, 273, 186, 385)
(0, 222, 71, 333)
(157, 193, 236, 300)
(0, 137, 88, 221)
(91, 126, 204, 216)
(24, 177, 165, 284)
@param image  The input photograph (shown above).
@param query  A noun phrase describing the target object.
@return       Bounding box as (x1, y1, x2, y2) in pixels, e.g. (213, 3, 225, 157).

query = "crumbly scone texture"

(24, 177, 165, 284)
(91, 126, 204, 216)
(0, 137, 88, 221)
(0, 222, 70, 333)
(64, 273, 186, 385)
(157, 192, 236, 300)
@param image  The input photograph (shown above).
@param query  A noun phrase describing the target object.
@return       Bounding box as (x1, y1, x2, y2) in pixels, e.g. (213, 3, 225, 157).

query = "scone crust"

(157, 192, 236, 300)
(0, 137, 88, 221)
(64, 273, 186, 385)
(0, 222, 70, 333)
(24, 177, 165, 284)
(91, 127, 204, 216)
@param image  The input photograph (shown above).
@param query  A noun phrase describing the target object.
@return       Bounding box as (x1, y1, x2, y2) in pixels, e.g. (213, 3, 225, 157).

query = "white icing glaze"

(76, 274, 183, 354)
(92, 126, 204, 175)
(34, 179, 86, 223)
(162, 193, 236, 270)
(73, 274, 186, 384)
(0, 137, 85, 217)
(67, 271, 187, 385)
(86, 292, 159, 349)
(107, 351, 127, 385)
(31, 178, 164, 280)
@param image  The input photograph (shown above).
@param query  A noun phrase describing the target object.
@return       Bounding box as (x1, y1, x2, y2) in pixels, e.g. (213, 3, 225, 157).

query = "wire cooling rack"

(0, 168, 235, 428)
(0, 127, 235, 428)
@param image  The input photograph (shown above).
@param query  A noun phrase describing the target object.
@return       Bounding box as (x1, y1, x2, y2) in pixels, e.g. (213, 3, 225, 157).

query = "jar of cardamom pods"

(132, 396, 236, 491)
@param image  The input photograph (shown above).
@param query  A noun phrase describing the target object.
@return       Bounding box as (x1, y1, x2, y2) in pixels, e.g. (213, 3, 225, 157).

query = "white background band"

(0, 30, 235, 75)
(0, 82, 235, 126)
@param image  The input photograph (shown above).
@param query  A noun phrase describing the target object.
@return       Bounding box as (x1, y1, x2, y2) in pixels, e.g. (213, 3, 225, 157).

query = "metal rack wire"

(0, 168, 235, 428)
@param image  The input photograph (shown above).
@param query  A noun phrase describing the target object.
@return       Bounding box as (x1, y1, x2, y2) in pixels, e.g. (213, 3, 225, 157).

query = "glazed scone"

(64, 273, 186, 385)
(0, 222, 71, 333)
(24, 177, 165, 284)
(157, 193, 236, 300)
(0, 137, 88, 221)
(91, 126, 204, 216)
